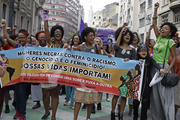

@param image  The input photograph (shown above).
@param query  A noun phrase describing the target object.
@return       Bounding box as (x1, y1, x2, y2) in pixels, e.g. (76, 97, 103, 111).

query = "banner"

(0, 47, 141, 97)
(96, 28, 115, 45)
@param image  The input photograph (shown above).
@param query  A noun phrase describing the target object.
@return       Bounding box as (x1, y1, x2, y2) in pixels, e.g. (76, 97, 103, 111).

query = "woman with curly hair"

(150, 3, 177, 120)
(111, 24, 136, 120)
(41, 18, 65, 120)
(73, 27, 102, 120)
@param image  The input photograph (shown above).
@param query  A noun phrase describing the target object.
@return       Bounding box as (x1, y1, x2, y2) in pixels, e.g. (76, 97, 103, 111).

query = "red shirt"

(169, 47, 180, 78)
(3, 43, 14, 50)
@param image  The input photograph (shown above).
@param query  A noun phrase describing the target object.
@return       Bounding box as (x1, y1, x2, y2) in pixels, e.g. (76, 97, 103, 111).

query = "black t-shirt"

(114, 45, 136, 60)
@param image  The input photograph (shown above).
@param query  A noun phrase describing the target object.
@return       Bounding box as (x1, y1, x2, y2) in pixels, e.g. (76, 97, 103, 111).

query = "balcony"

(169, 0, 180, 12)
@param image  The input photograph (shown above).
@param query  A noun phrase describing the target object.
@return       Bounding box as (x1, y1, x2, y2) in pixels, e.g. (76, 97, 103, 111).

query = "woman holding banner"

(111, 24, 136, 120)
(2, 20, 31, 120)
(42, 13, 64, 120)
(64, 34, 81, 110)
(73, 27, 102, 120)
(0, 36, 6, 118)
(150, 3, 177, 120)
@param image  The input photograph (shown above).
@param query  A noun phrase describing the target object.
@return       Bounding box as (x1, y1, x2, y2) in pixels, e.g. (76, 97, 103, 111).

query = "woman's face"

(138, 50, 147, 58)
(27, 37, 31, 44)
(73, 36, 80, 45)
(160, 25, 171, 38)
(54, 29, 62, 40)
(173, 36, 179, 47)
(103, 45, 107, 50)
(132, 34, 139, 45)
(123, 32, 130, 44)
(18, 33, 27, 46)
(94, 38, 102, 46)
(85, 32, 95, 45)
(31, 38, 37, 46)
(38, 35, 46, 47)
(173, 36, 179, 44)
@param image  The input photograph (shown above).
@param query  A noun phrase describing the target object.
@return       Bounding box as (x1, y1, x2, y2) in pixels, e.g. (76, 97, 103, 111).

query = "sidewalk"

(1, 93, 180, 120)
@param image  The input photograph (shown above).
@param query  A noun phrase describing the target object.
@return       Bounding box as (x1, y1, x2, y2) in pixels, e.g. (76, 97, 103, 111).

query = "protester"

(169, 33, 180, 120)
(0, 36, 6, 118)
(2, 20, 31, 120)
(133, 44, 160, 120)
(41, 19, 64, 120)
(150, 2, 177, 120)
(130, 32, 140, 51)
(30, 34, 43, 111)
(145, 25, 156, 57)
(128, 32, 140, 116)
(73, 27, 102, 120)
(64, 35, 81, 110)
(111, 24, 136, 120)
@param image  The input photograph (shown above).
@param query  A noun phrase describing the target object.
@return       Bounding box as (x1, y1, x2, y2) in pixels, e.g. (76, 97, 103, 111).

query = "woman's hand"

(67, 45, 72, 50)
(160, 69, 168, 75)
(0, 66, 5, 77)
(124, 58, 130, 62)
(1, 20, 6, 27)
(139, 59, 145, 62)
(107, 54, 113, 58)
(154, 2, 159, 10)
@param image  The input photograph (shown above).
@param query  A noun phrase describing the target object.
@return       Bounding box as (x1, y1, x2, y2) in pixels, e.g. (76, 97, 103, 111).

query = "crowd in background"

(0, 2, 180, 120)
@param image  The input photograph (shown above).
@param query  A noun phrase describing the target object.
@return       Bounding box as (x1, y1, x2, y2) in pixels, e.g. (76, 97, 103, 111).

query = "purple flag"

(79, 18, 85, 36)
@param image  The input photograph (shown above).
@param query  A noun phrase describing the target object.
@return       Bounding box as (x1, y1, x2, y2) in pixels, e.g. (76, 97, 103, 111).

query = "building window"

(140, 2, 146, 14)
(146, 14, 152, 25)
(163, 0, 169, 6)
(148, 0, 152, 8)
(121, 5, 123, 12)
(2, 4, 7, 19)
(174, 13, 180, 23)
(128, 0, 131, 4)
(27, 20, 29, 31)
(13, 11, 16, 26)
(161, 14, 169, 23)
(21, 16, 24, 29)
(139, 17, 145, 27)
(140, 33, 144, 42)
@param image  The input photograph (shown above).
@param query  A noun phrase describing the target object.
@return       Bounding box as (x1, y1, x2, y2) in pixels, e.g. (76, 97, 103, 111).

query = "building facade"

(0, 0, 45, 35)
(91, 2, 119, 29)
(118, 0, 139, 32)
(120, 0, 180, 42)
(42, 0, 83, 40)
(159, 0, 180, 34)
(137, 0, 158, 42)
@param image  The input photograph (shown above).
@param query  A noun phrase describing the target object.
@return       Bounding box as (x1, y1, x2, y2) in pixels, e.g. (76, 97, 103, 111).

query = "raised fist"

(1, 20, 6, 27)
(154, 2, 159, 9)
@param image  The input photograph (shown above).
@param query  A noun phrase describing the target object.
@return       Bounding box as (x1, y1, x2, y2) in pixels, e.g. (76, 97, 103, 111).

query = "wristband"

(153, 17, 158, 20)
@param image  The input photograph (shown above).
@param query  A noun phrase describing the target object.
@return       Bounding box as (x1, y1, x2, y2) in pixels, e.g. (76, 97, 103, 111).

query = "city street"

(0, 0, 180, 120)
(1, 93, 180, 120)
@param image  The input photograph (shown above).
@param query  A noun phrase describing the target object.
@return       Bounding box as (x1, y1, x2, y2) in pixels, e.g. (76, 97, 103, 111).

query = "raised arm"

(145, 25, 153, 46)
(12, 25, 17, 35)
(1, 21, 18, 48)
(115, 27, 127, 46)
(152, 2, 160, 38)
(44, 20, 51, 44)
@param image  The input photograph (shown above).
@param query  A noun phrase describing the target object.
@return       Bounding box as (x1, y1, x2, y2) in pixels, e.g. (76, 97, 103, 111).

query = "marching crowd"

(0, 2, 180, 120)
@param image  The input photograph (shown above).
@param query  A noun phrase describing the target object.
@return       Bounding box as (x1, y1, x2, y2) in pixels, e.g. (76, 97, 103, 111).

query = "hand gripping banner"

(0, 47, 142, 99)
